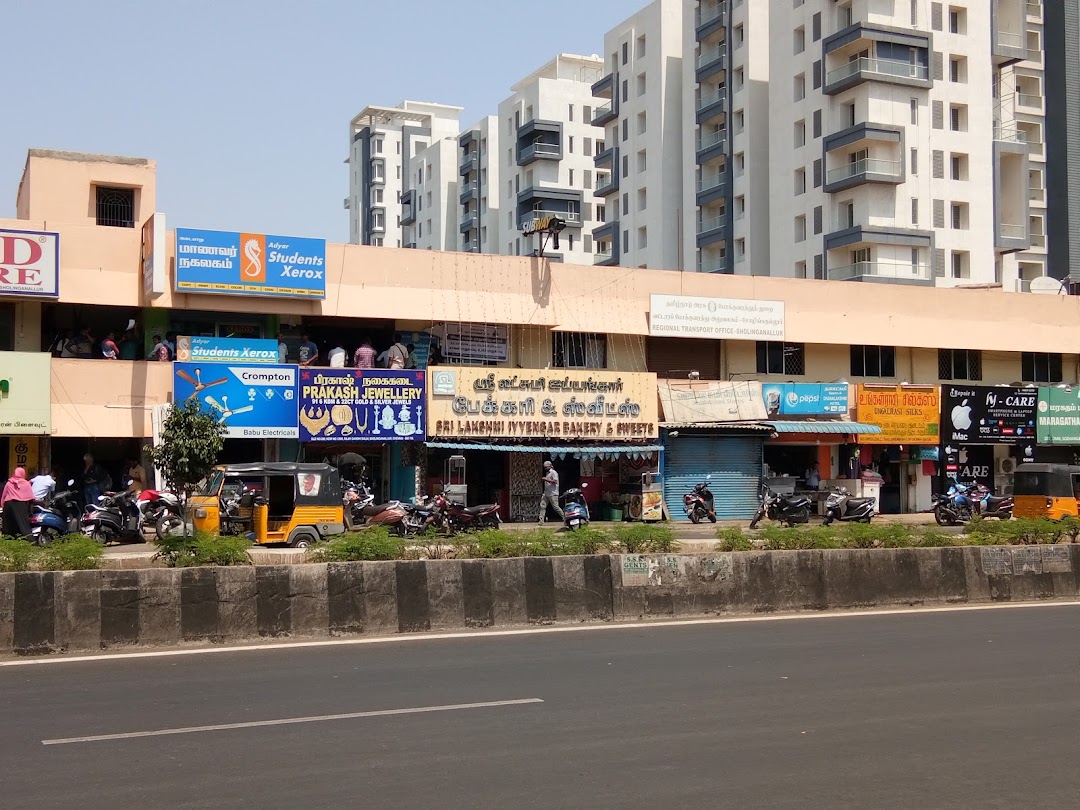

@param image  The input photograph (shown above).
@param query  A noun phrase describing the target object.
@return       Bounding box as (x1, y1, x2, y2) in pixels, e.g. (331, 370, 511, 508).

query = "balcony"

(1027, 1, 1042, 18)
(459, 151, 478, 176)
(519, 210, 582, 229)
(696, 44, 727, 82)
(993, 125, 1028, 144)
(595, 172, 619, 197)
(696, 89, 727, 124)
(828, 261, 932, 284)
(696, 213, 726, 247)
(400, 189, 416, 225)
(696, 2, 727, 37)
(592, 102, 617, 127)
(1016, 92, 1043, 110)
(591, 72, 614, 99)
(516, 119, 562, 166)
(696, 171, 727, 205)
(1000, 224, 1027, 240)
(459, 212, 478, 234)
(593, 145, 615, 168)
(462, 239, 479, 253)
(459, 181, 478, 204)
(696, 129, 727, 162)
(993, 29, 1028, 65)
(517, 141, 562, 165)
(593, 248, 615, 266)
(403, 240, 417, 250)
(824, 56, 931, 95)
(370, 172, 385, 186)
(824, 157, 903, 193)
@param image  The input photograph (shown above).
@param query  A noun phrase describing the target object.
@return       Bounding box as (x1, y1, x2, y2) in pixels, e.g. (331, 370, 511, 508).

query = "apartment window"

(637, 112, 647, 134)
(843, 102, 856, 128)
(794, 215, 807, 242)
(583, 105, 591, 122)
(623, 230, 629, 252)
(794, 26, 806, 54)
(795, 261, 807, 278)
(595, 139, 605, 155)
(622, 155, 629, 178)
(396, 141, 401, 155)
(911, 197, 919, 225)
(637, 73, 646, 97)
(621, 79, 628, 102)
(584, 137, 592, 154)
(638, 188, 647, 211)
(795, 119, 806, 147)
(951, 202, 968, 230)
(794, 168, 807, 195)
(568, 104, 574, 122)
(813, 110, 821, 139)
(569, 168, 574, 186)
(949, 104, 967, 132)
(638, 227, 647, 249)
(622, 41, 628, 65)
(566, 136, 573, 155)
(622, 193, 629, 216)
(554, 332, 607, 369)
(372, 237, 383, 247)
(373, 189, 383, 204)
(911, 148, 918, 175)
(910, 98, 918, 125)
(735, 152, 745, 177)
(735, 110, 745, 134)
(373, 139, 383, 154)
(850, 345, 896, 378)
(735, 238, 745, 263)
(735, 67, 745, 91)
(636, 34, 646, 58)
(596, 204, 606, 223)
(910, 0, 917, 25)
(836, 4, 852, 28)
(950, 153, 968, 180)
(939, 349, 982, 381)
(949, 6, 966, 34)
(756, 342, 806, 376)
(735, 196, 745, 220)
(794, 73, 806, 102)
(735, 24, 745, 47)
(584, 170, 592, 190)
(1022, 352, 1063, 383)
(950, 56, 967, 83)
(841, 200, 855, 229)
(951, 250, 970, 278)
(567, 234, 574, 251)
(621, 118, 628, 142)
(95, 186, 135, 228)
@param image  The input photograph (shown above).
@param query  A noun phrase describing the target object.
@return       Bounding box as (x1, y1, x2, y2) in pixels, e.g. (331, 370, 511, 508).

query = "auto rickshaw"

(1011, 463, 1080, 521)
(187, 462, 346, 548)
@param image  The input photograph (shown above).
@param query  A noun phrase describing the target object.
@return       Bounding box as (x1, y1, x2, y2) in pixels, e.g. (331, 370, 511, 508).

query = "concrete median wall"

(0, 546, 1077, 655)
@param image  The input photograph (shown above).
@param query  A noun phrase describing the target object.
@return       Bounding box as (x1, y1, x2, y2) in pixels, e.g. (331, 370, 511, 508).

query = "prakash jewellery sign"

(299, 369, 425, 442)
(762, 383, 849, 416)
(427, 368, 658, 440)
(175, 228, 326, 299)
(942, 385, 1037, 444)
(176, 336, 280, 365)
(855, 385, 940, 445)
(1037, 386, 1080, 445)
(0, 228, 60, 298)
(649, 294, 785, 341)
(0, 352, 51, 434)
(657, 380, 768, 423)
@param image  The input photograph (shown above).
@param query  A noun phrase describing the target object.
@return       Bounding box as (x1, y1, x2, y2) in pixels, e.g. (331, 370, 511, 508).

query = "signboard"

(441, 323, 508, 363)
(176, 336, 280, 365)
(649, 294, 785, 341)
(299, 369, 425, 442)
(8, 437, 38, 475)
(761, 383, 849, 417)
(1037, 386, 1080, 445)
(855, 385, 940, 445)
(427, 367, 658, 440)
(175, 228, 326, 299)
(941, 385, 1037, 444)
(141, 212, 166, 299)
(0, 352, 51, 434)
(173, 362, 298, 438)
(657, 380, 768, 423)
(396, 331, 434, 370)
(942, 444, 994, 489)
(0, 228, 59, 298)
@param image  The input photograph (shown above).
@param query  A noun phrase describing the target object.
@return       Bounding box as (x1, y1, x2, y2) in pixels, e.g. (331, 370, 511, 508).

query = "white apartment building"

(401, 136, 460, 251)
(592, 0, 685, 270)
(346, 101, 462, 247)
(765, 0, 1045, 289)
(458, 116, 501, 254)
(497, 54, 606, 265)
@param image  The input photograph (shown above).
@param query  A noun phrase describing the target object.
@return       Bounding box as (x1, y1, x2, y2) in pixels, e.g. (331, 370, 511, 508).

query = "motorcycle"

(342, 479, 376, 530)
(81, 488, 143, 544)
(361, 499, 422, 536)
(934, 479, 977, 526)
(137, 489, 181, 528)
(30, 480, 82, 544)
(822, 487, 875, 526)
(561, 483, 590, 531)
(749, 485, 811, 529)
(970, 484, 1013, 521)
(430, 494, 501, 533)
(683, 477, 717, 524)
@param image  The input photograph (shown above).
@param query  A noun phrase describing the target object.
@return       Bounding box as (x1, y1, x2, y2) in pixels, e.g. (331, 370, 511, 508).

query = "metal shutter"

(663, 435, 763, 520)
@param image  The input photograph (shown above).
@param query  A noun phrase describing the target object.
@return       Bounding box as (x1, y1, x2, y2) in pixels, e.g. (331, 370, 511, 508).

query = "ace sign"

(942, 385, 1037, 444)
(0, 229, 60, 297)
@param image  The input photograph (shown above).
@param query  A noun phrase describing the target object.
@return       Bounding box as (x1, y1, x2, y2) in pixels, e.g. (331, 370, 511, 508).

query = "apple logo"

(952, 398, 973, 431)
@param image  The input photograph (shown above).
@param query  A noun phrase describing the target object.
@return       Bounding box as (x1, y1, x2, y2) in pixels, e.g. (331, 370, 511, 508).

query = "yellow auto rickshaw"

(1011, 463, 1080, 521)
(186, 462, 345, 548)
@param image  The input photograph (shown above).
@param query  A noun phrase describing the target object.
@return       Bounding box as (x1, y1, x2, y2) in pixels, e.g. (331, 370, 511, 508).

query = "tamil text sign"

(658, 380, 768, 423)
(141, 213, 166, 299)
(427, 367, 658, 440)
(649, 294, 785, 341)
(0, 352, 51, 434)
(0, 228, 59, 298)
(175, 228, 326, 299)
(176, 336, 280, 365)
(299, 369, 425, 442)
(761, 383, 849, 417)
(441, 323, 509, 363)
(942, 385, 1037, 444)
(174, 362, 298, 438)
(855, 385, 939, 445)
(1037, 387, 1080, 445)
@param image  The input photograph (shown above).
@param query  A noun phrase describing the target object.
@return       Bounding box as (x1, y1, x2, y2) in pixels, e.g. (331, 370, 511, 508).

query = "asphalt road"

(2, 605, 1077, 809)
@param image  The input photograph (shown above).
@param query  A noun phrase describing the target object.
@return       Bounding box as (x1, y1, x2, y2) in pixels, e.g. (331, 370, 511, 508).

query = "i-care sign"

(0, 229, 60, 297)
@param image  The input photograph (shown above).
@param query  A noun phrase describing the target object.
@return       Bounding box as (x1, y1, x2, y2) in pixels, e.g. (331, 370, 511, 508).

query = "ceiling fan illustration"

(204, 395, 255, 423)
(176, 367, 229, 396)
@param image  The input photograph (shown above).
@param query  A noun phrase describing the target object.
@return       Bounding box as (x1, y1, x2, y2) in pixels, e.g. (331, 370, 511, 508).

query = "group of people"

(50, 323, 145, 361)
(283, 334, 437, 370)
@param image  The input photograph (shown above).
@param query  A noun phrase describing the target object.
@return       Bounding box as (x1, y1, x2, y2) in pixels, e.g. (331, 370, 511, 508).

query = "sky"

(4, 0, 645, 243)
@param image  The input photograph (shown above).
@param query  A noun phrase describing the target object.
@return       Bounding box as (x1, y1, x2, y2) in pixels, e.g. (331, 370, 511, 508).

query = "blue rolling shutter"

(663, 435, 763, 520)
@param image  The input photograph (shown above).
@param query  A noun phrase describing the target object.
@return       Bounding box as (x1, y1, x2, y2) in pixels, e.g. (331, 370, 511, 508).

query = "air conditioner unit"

(998, 457, 1017, 475)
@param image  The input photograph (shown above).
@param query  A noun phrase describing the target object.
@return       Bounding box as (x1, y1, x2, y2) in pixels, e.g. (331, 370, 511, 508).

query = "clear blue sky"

(4, 0, 645, 243)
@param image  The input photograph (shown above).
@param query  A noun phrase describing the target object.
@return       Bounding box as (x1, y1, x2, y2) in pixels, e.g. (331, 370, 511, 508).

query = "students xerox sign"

(175, 228, 326, 299)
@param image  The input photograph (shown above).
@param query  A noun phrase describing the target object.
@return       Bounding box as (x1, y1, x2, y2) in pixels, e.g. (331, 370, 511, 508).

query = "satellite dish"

(1028, 276, 1067, 295)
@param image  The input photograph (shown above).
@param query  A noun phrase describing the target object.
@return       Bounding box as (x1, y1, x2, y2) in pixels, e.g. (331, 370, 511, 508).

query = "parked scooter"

(561, 482, 590, 531)
(342, 479, 376, 530)
(971, 484, 1014, 521)
(748, 485, 812, 529)
(361, 500, 422, 536)
(683, 476, 717, 524)
(822, 487, 876, 526)
(81, 487, 143, 544)
(137, 489, 181, 528)
(934, 478, 977, 526)
(30, 481, 81, 545)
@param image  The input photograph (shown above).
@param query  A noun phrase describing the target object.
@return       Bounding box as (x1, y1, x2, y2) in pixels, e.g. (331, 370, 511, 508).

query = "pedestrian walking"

(538, 461, 564, 524)
(1, 467, 36, 539)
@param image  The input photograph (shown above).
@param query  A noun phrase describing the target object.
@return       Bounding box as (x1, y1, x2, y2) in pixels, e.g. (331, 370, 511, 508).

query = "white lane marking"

(41, 698, 544, 746)
(5, 600, 1079, 669)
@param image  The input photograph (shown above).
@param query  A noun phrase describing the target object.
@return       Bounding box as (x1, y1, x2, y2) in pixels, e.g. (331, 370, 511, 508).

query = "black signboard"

(942, 444, 995, 489)
(941, 385, 1037, 444)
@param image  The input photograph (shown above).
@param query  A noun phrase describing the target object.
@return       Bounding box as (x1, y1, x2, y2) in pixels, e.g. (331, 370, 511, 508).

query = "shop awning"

(425, 442, 663, 458)
(660, 421, 775, 433)
(764, 421, 882, 435)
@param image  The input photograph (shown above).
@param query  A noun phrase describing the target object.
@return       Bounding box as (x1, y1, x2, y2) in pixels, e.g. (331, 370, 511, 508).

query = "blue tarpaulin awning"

(764, 421, 882, 435)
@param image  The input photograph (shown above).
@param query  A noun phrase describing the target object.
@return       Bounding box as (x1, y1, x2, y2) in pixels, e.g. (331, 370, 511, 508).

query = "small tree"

(145, 399, 228, 501)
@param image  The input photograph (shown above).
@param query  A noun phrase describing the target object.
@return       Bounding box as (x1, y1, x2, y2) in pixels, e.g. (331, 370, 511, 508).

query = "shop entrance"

(425, 448, 507, 512)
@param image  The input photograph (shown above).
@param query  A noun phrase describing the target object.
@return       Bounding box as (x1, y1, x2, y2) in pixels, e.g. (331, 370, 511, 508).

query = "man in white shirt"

(277, 333, 289, 364)
(31, 468, 56, 502)
(385, 341, 409, 370)
(328, 345, 347, 368)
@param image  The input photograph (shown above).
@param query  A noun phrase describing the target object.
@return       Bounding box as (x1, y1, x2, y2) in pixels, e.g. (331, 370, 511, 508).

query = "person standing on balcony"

(353, 338, 376, 369)
(298, 333, 319, 367)
(147, 334, 171, 361)
(101, 331, 119, 360)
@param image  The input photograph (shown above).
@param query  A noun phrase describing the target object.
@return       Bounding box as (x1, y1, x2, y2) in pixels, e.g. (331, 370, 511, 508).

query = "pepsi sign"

(0, 228, 59, 298)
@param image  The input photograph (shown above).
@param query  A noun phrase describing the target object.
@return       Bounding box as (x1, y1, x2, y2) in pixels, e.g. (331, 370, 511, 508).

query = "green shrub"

(154, 532, 252, 567)
(310, 527, 402, 563)
(1059, 515, 1080, 542)
(715, 527, 753, 552)
(560, 525, 612, 556)
(610, 523, 677, 553)
(758, 526, 802, 550)
(473, 528, 529, 559)
(40, 534, 104, 571)
(911, 528, 955, 548)
(0, 537, 37, 572)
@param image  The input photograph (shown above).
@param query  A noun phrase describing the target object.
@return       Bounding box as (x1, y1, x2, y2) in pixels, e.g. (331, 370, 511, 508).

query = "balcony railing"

(829, 261, 930, 281)
(1000, 224, 1027, 240)
(1027, 1, 1042, 17)
(595, 175, 617, 194)
(697, 45, 725, 68)
(594, 248, 613, 263)
(697, 173, 725, 192)
(697, 89, 725, 110)
(697, 130, 727, 152)
(697, 256, 726, 273)
(519, 143, 560, 162)
(697, 3, 725, 27)
(1017, 92, 1042, 108)
(996, 31, 1026, 49)
(459, 182, 477, 196)
(519, 210, 582, 228)
(697, 215, 725, 234)
(1030, 186, 1045, 202)
(1031, 233, 1046, 248)
(592, 102, 613, 123)
(993, 126, 1027, 143)
(826, 158, 902, 184)
(826, 57, 929, 86)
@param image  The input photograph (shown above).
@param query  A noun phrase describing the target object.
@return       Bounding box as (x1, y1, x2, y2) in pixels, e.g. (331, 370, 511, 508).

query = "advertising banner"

(649, 294, 785, 341)
(299, 369, 425, 442)
(427, 367, 658, 440)
(855, 385, 940, 445)
(761, 383, 849, 417)
(174, 362, 298, 438)
(0, 228, 60, 298)
(141, 213, 166, 299)
(941, 385, 1037, 443)
(175, 228, 326, 299)
(176, 336, 280, 365)
(441, 323, 508, 363)
(395, 331, 434, 369)
(657, 380, 768, 423)
(0, 352, 51, 434)
(1037, 387, 1080, 445)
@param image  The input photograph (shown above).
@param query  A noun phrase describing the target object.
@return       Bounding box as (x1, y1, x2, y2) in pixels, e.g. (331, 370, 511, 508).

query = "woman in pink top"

(353, 338, 376, 369)
(1, 467, 35, 538)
